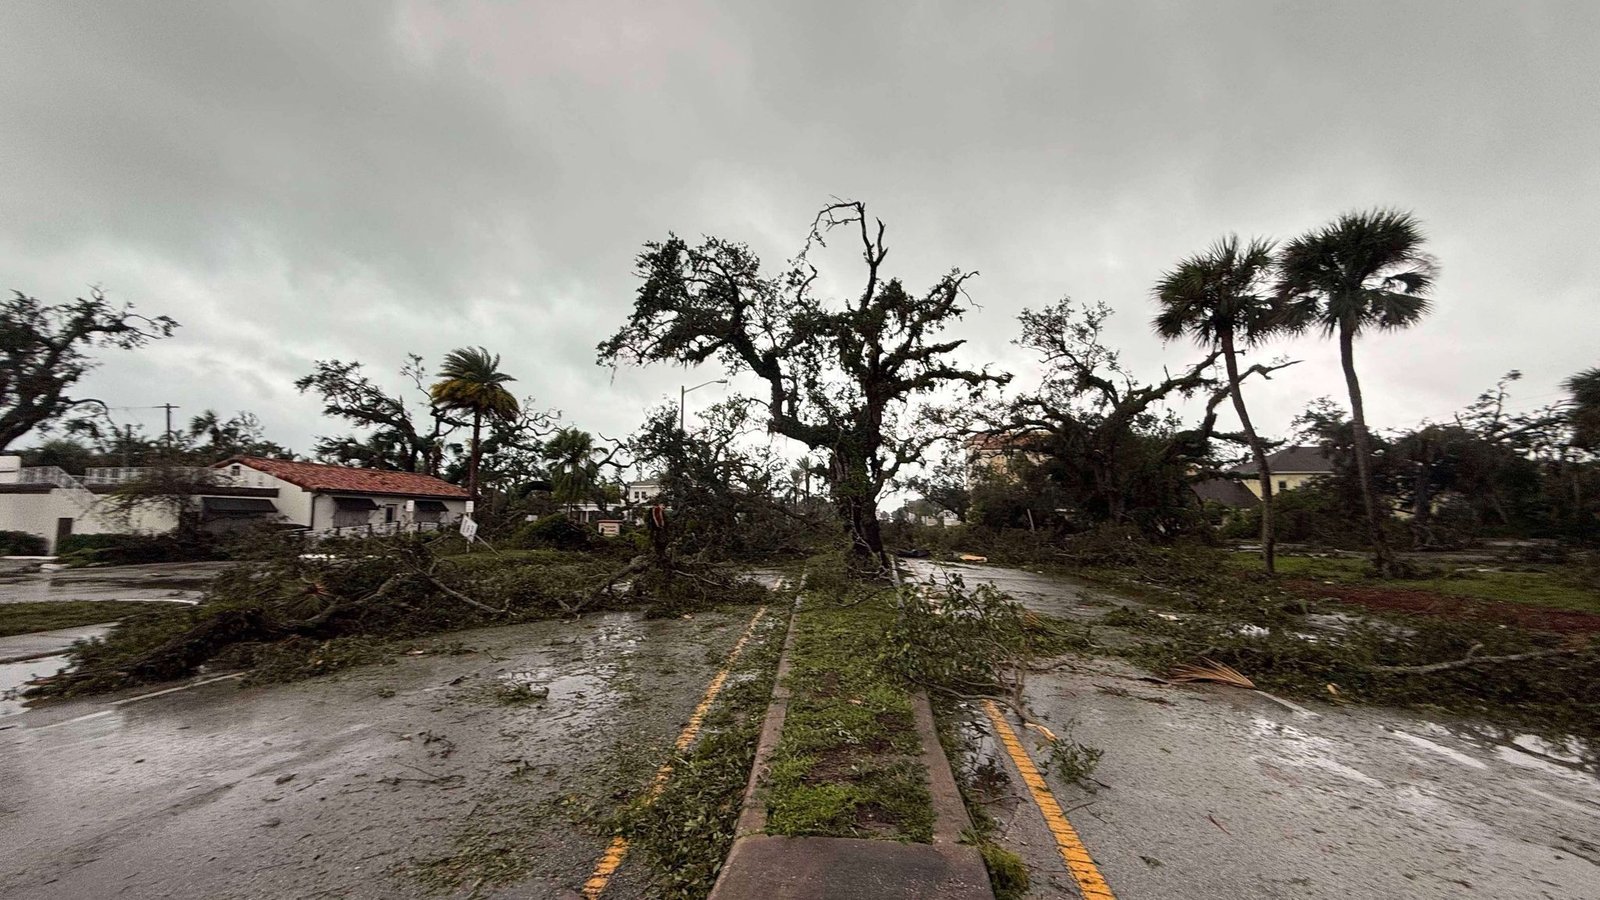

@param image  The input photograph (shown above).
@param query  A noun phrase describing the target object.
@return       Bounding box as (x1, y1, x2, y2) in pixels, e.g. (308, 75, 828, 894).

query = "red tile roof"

(217, 457, 469, 499)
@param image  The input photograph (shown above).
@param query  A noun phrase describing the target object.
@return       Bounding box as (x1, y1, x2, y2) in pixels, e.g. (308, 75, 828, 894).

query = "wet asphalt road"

(909, 561, 1600, 900)
(0, 561, 228, 605)
(0, 607, 777, 900)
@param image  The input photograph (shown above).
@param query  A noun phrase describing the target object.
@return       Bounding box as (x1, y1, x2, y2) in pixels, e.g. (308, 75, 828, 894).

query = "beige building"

(1233, 446, 1333, 499)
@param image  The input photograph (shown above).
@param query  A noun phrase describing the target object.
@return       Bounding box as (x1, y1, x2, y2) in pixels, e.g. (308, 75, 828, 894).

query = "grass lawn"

(763, 589, 934, 842)
(0, 601, 162, 638)
(1230, 553, 1600, 614)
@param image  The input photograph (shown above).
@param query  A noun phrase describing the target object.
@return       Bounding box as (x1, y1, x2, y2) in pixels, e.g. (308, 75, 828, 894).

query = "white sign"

(458, 516, 478, 542)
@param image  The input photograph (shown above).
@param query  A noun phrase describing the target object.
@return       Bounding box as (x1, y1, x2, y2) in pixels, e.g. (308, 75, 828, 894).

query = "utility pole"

(159, 403, 179, 445)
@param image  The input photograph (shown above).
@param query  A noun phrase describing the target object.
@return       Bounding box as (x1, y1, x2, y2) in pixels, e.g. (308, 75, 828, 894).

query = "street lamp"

(680, 379, 728, 430)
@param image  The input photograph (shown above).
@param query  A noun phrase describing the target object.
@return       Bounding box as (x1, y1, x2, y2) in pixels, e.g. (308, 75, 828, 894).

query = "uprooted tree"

(598, 200, 1008, 569)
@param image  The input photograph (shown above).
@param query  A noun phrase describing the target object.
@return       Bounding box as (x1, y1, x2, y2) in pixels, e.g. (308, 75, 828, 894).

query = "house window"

(230, 464, 241, 477)
(1278, 480, 1288, 491)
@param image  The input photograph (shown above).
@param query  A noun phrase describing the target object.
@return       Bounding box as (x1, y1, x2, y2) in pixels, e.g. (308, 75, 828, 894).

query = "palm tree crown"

(546, 427, 599, 505)
(430, 347, 520, 420)
(1568, 367, 1600, 450)
(1274, 209, 1436, 335)
(1152, 235, 1279, 346)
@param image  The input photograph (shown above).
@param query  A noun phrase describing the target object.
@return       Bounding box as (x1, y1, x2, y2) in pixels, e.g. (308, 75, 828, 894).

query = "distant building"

(1195, 446, 1334, 510)
(1231, 446, 1333, 499)
(626, 478, 662, 505)
(964, 431, 1048, 482)
(0, 454, 469, 553)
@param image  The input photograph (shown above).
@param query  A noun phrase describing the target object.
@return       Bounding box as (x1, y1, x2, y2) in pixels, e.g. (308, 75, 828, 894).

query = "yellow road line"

(581, 606, 769, 898)
(982, 700, 1116, 900)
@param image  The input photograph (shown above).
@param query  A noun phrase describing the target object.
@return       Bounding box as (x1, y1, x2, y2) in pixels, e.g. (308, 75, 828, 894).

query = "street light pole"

(680, 379, 728, 431)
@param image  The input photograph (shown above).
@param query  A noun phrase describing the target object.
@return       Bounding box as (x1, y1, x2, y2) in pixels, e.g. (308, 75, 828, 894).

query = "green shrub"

(56, 532, 220, 566)
(510, 514, 591, 551)
(0, 530, 48, 555)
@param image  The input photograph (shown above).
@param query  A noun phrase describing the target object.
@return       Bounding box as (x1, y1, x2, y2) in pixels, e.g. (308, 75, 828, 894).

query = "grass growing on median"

(0, 600, 162, 638)
(763, 585, 936, 842)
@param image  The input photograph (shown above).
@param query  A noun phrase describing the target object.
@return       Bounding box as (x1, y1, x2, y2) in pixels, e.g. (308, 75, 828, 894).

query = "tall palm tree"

(545, 427, 599, 511)
(1154, 235, 1283, 573)
(1567, 367, 1600, 451)
(1276, 209, 1437, 576)
(429, 347, 520, 500)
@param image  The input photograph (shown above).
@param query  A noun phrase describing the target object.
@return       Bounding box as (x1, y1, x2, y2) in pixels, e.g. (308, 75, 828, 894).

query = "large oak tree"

(599, 200, 1006, 568)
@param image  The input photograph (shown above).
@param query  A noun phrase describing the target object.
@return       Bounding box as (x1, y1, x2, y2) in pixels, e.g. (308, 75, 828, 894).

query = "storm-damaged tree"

(184, 409, 294, 461)
(296, 355, 462, 474)
(1277, 209, 1437, 577)
(0, 288, 177, 451)
(629, 400, 820, 560)
(981, 299, 1291, 537)
(1154, 235, 1285, 572)
(429, 347, 520, 500)
(904, 447, 974, 524)
(598, 200, 1008, 570)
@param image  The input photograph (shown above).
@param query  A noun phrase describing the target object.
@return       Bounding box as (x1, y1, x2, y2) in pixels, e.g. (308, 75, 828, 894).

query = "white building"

(0, 455, 470, 553)
(626, 478, 663, 505)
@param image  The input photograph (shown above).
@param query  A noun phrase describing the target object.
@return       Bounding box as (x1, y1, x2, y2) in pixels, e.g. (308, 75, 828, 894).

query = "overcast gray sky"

(3, 1, 1596, 461)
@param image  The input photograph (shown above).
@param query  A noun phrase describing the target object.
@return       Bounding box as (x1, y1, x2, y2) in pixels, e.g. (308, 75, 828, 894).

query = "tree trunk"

(467, 411, 482, 501)
(1222, 333, 1275, 574)
(1339, 325, 1398, 575)
(830, 452, 888, 571)
(1410, 435, 1434, 548)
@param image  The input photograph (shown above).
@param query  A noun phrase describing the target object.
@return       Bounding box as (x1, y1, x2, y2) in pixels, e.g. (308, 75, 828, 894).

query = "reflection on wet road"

(0, 561, 226, 605)
(0, 608, 776, 899)
(912, 559, 1600, 900)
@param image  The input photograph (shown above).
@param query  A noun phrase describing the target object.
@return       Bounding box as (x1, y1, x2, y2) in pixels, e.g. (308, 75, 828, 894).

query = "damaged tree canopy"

(978, 299, 1292, 536)
(598, 200, 1008, 568)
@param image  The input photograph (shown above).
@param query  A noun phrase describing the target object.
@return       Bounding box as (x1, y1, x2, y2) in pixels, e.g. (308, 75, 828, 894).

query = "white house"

(0, 455, 469, 553)
(210, 457, 470, 536)
(627, 478, 663, 505)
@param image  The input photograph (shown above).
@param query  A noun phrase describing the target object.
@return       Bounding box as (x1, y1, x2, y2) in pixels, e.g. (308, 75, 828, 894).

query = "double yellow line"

(982, 699, 1116, 900)
(581, 606, 769, 898)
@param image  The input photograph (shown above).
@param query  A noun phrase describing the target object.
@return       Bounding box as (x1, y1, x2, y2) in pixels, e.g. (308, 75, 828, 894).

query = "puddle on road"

(0, 654, 70, 718)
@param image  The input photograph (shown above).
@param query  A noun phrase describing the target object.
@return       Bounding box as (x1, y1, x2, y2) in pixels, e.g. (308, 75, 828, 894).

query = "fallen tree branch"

(1373, 645, 1588, 675)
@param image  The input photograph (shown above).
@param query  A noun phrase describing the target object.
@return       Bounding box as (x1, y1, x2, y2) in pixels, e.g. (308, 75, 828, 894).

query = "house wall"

(0, 491, 187, 553)
(1240, 471, 1325, 500)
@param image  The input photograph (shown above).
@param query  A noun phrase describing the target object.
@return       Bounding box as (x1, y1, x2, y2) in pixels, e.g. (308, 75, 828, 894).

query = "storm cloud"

(2, 1, 1596, 456)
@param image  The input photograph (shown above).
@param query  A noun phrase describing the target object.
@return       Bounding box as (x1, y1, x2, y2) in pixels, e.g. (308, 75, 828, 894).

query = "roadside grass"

(1084, 571, 1600, 749)
(0, 600, 160, 638)
(1228, 553, 1600, 613)
(763, 588, 935, 842)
